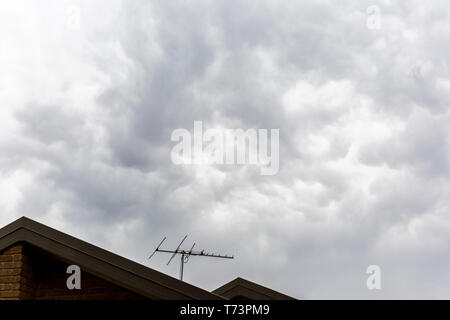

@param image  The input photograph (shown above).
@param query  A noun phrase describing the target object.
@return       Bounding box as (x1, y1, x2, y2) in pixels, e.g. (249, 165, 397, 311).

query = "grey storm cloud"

(1, 0, 450, 298)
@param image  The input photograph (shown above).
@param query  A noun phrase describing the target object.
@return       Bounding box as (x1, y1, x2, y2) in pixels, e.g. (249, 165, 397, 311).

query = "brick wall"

(0, 243, 30, 300)
(0, 242, 149, 300)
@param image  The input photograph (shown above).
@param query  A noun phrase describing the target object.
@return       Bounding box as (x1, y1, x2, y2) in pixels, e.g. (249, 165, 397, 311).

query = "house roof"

(0, 216, 224, 300)
(213, 277, 295, 300)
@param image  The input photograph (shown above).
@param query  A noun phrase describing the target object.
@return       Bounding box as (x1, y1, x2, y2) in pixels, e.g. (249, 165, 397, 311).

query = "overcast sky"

(1, 0, 450, 299)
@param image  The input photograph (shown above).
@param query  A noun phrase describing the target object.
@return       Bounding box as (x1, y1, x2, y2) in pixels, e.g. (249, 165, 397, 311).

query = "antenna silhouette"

(148, 235, 234, 281)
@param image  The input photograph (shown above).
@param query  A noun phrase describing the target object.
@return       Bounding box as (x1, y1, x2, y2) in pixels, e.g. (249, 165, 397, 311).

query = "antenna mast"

(148, 235, 234, 281)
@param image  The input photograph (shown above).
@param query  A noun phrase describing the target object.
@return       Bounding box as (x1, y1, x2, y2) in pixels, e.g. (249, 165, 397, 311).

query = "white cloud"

(1, 0, 450, 299)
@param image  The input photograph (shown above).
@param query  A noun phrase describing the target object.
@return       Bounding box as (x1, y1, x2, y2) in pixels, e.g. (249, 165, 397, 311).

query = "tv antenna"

(148, 235, 234, 281)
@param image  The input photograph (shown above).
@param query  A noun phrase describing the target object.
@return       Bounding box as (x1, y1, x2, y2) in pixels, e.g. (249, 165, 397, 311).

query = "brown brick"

(0, 276, 20, 284)
(3, 245, 23, 254)
(0, 261, 22, 268)
(0, 290, 20, 298)
(0, 256, 13, 262)
(0, 269, 21, 276)
(0, 283, 20, 290)
(12, 254, 23, 262)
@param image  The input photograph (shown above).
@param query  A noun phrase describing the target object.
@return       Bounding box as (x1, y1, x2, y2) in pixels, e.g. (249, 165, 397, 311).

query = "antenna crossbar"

(148, 235, 234, 280)
(155, 249, 234, 258)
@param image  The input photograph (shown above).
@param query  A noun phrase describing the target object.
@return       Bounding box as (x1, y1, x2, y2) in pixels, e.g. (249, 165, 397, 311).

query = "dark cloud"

(1, 0, 450, 299)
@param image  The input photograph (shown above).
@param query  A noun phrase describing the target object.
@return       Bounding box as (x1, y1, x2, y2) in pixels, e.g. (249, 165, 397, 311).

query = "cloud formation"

(1, 0, 450, 298)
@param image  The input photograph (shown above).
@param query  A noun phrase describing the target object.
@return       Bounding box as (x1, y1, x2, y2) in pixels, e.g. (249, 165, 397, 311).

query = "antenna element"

(148, 235, 233, 280)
